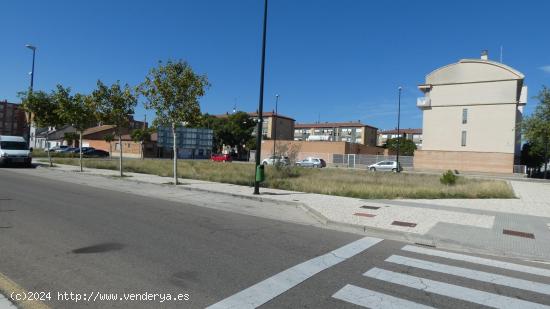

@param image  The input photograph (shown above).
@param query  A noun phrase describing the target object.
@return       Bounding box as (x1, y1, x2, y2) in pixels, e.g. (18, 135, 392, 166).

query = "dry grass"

(47, 158, 515, 199)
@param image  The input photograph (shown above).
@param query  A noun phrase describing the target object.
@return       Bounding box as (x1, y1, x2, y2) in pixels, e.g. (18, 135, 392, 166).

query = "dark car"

(71, 147, 95, 153)
(84, 149, 109, 158)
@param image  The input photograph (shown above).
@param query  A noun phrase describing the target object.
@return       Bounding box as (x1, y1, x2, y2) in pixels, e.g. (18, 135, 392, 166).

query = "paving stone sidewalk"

(36, 162, 550, 261)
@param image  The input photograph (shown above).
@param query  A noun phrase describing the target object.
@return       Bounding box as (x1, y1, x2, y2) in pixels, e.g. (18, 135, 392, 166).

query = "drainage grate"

(503, 229, 535, 239)
(391, 221, 417, 227)
(354, 212, 376, 218)
(360, 205, 380, 210)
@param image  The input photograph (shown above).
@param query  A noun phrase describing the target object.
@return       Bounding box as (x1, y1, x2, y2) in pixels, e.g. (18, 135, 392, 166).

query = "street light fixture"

(253, 0, 269, 195)
(396, 86, 402, 173)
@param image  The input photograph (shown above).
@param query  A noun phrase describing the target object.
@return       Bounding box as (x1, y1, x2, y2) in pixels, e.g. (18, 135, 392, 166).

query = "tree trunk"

(46, 134, 52, 167)
(119, 135, 123, 177)
(141, 141, 144, 160)
(172, 123, 178, 185)
(79, 131, 83, 172)
(109, 143, 112, 160)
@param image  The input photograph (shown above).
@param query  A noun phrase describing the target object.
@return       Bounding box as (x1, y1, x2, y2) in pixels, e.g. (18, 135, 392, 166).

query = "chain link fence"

(332, 154, 414, 170)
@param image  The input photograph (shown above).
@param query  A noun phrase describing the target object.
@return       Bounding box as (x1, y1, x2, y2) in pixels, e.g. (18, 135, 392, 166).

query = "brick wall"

(414, 150, 514, 174)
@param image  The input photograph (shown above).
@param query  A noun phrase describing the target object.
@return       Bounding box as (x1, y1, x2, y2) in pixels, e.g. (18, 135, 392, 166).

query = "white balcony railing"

(417, 97, 431, 108)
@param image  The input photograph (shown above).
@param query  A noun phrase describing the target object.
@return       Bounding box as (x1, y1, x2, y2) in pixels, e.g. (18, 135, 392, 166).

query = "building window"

(461, 131, 467, 146)
(462, 108, 468, 124)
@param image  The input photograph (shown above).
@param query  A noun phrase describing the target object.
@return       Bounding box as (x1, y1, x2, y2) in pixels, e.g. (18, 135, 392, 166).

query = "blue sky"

(1, 0, 549, 130)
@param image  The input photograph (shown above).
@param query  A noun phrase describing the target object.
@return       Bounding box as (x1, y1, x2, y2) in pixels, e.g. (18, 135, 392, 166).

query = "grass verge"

(46, 158, 515, 199)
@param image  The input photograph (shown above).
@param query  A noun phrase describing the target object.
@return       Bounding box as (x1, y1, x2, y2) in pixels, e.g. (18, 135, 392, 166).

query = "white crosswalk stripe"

(332, 284, 436, 309)
(363, 268, 550, 309)
(385, 255, 550, 296)
(402, 245, 550, 277)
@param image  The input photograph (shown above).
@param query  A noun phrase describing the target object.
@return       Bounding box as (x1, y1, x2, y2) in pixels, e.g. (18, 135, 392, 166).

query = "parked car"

(211, 153, 232, 162)
(84, 149, 109, 158)
(71, 147, 95, 153)
(59, 147, 77, 153)
(48, 145, 68, 153)
(262, 155, 290, 166)
(368, 160, 402, 172)
(295, 157, 324, 168)
(0, 135, 32, 167)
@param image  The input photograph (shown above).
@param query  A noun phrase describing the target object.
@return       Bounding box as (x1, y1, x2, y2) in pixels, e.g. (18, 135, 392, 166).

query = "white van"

(0, 135, 32, 167)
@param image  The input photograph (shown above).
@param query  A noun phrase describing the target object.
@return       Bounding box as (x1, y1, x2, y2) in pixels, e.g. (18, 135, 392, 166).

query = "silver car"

(295, 157, 323, 168)
(368, 160, 402, 172)
(262, 155, 290, 166)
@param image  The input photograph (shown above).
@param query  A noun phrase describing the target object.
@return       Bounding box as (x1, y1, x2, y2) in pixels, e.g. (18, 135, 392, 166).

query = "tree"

(130, 128, 152, 159)
(90, 80, 137, 177)
(520, 142, 545, 177)
(196, 112, 256, 157)
(522, 86, 550, 179)
(385, 137, 417, 156)
(63, 132, 79, 147)
(104, 133, 114, 159)
(54, 85, 96, 172)
(19, 90, 62, 167)
(139, 60, 209, 185)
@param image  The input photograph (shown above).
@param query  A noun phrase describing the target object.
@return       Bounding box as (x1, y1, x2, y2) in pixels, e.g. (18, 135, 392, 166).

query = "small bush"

(440, 170, 457, 185)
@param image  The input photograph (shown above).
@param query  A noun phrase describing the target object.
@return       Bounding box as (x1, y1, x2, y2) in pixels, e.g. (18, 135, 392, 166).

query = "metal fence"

(332, 154, 414, 170)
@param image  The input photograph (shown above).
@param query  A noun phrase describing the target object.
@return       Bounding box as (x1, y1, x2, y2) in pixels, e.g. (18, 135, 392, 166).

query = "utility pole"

(253, 0, 269, 195)
(273, 94, 279, 156)
(25, 44, 37, 145)
(396, 86, 402, 172)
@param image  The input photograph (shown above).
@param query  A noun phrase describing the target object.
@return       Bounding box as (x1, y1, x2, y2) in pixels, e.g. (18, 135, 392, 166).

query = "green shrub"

(440, 170, 457, 185)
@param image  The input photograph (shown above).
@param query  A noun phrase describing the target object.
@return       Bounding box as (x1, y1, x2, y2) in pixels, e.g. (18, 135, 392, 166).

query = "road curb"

(0, 272, 50, 309)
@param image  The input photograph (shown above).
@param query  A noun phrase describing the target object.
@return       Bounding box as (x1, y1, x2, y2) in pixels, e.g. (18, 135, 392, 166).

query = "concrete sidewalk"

(33, 162, 550, 262)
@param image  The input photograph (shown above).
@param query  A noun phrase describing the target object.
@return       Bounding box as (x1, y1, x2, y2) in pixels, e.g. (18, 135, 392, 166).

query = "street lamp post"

(253, 0, 269, 195)
(396, 86, 402, 172)
(273, 94, 279, 156)
(25, 44, 37, 145)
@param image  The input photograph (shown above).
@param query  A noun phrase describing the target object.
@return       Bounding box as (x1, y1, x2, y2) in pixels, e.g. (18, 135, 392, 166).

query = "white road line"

(206, 237, 383, 309)
(332, 284, 435, 309)
(386, 255, 550, 296)
(364, 268, 550, 309)
(402, 245, 550, 277)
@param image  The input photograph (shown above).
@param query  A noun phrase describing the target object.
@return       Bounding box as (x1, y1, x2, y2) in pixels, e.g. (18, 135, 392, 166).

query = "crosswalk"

(332, 245, 550, 308)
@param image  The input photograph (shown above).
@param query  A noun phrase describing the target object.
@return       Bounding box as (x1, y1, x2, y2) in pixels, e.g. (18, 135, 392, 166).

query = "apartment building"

(249, 112, 295, 140)
(414, 51, 527, 173)
(0, 101, 26, 137)
(378, 128, 422, 149)
(294, 122, 378, 146)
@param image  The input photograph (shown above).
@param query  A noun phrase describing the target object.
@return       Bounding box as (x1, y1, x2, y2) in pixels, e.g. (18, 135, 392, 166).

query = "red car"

(211, 153, 232, 162)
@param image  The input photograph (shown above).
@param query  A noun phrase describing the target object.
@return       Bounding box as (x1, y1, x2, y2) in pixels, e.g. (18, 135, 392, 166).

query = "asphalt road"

(1, 167, 549, 309)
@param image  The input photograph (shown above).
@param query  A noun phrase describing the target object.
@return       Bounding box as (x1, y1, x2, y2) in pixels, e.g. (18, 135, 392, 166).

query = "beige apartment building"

(294, 122, 378, 146)
(414, 51, 527, 173)
(378, 128, 423, 149)
(250, 112, 295, 140)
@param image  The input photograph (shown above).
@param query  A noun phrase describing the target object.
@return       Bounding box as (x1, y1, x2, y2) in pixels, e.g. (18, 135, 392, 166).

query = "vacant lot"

(46, 158, 515, 199)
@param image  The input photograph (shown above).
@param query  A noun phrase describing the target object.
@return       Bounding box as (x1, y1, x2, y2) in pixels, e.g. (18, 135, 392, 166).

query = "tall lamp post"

(273, 94, 279, 156)
(253, 0, 269, 195)
(395, 86, 402, 172)
(25, 44, 37, 145)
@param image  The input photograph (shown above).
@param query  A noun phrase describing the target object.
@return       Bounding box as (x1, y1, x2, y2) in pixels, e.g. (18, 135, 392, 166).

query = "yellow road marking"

(0, 272, 50, 309)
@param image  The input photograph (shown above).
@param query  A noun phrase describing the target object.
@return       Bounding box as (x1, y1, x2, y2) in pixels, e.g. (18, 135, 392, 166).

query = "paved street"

(1, 168, 550, 308)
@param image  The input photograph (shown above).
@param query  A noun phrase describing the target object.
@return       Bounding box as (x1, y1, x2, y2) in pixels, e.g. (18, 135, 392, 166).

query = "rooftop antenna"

(500, 45, 503, 63)
(232, 98, 237, 114)
(317, 113, 320, 124)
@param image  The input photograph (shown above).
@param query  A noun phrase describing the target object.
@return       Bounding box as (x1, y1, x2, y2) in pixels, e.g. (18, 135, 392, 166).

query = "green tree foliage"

(90, 80, 137, 176)
(385, 137, 417, 156)
(522, 86, 550, 178)
(19, 90, 62, 167)
(440, 170, 457, 185)
(103, 133, 114, 158)
(139, 60, 209, 184)
(53, 85, 96, 172)
(130, 127, 153, 159)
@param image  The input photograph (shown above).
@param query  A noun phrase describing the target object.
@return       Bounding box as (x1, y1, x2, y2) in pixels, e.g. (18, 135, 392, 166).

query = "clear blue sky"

(1, 0, 549, 130)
